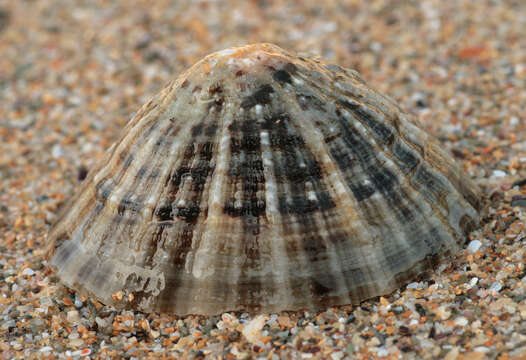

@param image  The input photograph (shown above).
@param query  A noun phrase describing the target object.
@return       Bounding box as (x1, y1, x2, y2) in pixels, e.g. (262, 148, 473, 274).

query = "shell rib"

(47, 43, 482, 315)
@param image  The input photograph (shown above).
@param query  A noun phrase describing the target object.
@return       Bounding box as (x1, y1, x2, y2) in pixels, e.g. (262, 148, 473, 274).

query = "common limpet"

(47, 43, 482, 315)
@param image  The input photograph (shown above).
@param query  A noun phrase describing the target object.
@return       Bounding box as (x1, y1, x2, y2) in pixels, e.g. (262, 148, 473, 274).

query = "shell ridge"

(155, 106, 223, 313)
(49, 99, 187, 310)
(200, 107, 244, 314)
(259, 112, 296, 310)
(314, 86, 458, 292)
(150, 138, 201, 312)
(98, 83, 186, 220)
(190, 111, 232, 280)
(261, 93, 357, 308)
(91, 116, 176, 245)
(230, 107, 272, 312)
(256, 102, 316, 310)
(332, 102, 461, 268)
(321, 77, 479, 246)
(332, 101, 456, 236)
(284, 95, 369, 303)
(284, 72, 413, 299)
(135, 112, 199, 274)
(349, 105, 479, 254)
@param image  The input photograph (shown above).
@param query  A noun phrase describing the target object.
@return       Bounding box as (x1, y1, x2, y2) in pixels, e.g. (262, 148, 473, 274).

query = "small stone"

(512, 178, 526, 188)
(77, 166, 89, 181)
(95, 317, 107, 328)
(277, 316, 292, 328)
(242, 315, 268, 344)
(275, 330, 290, 340)
(489, 281, 502, 293)
(474, 347, 490, 354)
(52, 144, 65, 158)
(406, 282, 421, 289)
(467, 240, 482, 253)
(436, 306, 451, 320)
(466, 350, 488, 360)
(376, 348, 389, 357)
(454, 317, 468, 326)
(366, 337, 381, 347)
(415, 303, 427, 316)
(510, 197, 526, 208)
(492, 170, 507, 178)
(80, 348, 91, 356)
(444, 347, 459, 360)
(489, 297, 517, 314)
(69, 338, 84, 347)
(331, 351, 344, 360)
(138, 318, 150, 331)
(112, 291, 123, 301)
(66, 310, 81, 324)
(21, 268, 35, 276)
(2, 320, 16, 330)
(175, 335, 194, 349)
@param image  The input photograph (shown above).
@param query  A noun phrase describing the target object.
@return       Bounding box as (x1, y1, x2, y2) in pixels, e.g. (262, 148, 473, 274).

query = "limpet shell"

(47, 43, 482, 315)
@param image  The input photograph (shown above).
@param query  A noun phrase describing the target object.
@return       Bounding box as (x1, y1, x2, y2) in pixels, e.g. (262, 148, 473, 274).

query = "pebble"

(51, 144, 65, 159)
(69, 338, 84, 348)
(467, 240, 482, 253)
(437, 306, 452, 320)
(492, 170, 507, 178)
(74, 298, 83, 308)
(242, 315, 268, 344)
(474, 346, 490, 354)
(21, 268, 34, 276)
(444, 347, 459, 360)
(510, 198, 526, 208)
(489, 281, 502, 293)
(376, 348, 389, 357)
(95, 317, 107, 328)
(66, 310, 81, 324)
(454, 317, 469, 327)
(406, 282, 422, 289)
(277, 315, 292, 328)
(331, 351, 344, 360)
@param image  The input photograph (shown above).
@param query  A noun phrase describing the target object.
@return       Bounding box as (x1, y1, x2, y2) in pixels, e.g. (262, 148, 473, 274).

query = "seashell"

(46, 43, 483, 315)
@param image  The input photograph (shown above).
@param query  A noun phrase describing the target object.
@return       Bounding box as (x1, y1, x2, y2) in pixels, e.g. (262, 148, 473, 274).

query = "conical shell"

(47, 43, 482, 315)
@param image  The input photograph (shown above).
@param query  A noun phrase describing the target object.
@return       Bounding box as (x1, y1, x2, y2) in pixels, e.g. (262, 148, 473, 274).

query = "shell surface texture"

(47, 43, 482, 315)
